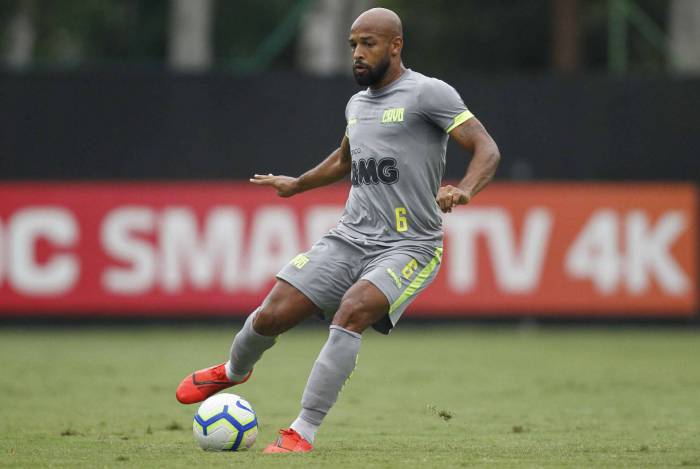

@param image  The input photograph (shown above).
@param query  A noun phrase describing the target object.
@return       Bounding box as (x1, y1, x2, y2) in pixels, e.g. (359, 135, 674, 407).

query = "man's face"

(349, 31, 391, 86)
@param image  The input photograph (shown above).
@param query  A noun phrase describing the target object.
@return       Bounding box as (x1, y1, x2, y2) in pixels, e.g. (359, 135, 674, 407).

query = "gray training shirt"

(337, 68, 473, 246)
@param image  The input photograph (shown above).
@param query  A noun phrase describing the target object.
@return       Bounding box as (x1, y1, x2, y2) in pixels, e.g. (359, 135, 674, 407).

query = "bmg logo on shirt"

(351, 157, 399, 186)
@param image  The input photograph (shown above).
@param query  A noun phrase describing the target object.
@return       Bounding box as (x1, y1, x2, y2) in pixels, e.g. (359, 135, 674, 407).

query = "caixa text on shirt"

(351, 157, 399, 186)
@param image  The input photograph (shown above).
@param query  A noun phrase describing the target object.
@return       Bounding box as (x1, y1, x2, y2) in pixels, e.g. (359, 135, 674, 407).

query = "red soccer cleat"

(175, 362, 252, 404)
(263, 428, 314, 453)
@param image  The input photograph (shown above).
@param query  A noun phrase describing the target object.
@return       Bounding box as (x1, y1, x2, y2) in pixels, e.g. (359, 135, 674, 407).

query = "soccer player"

(176, 7, 500, 453)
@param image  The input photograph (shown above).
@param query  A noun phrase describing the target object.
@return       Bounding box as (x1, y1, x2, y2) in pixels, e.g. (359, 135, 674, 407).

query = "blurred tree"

(168, 0, 214, 71)
(0, 0, 676, 74)
(214, 0, 307, 71)
(377, 0, 550, 75)
(0, 0, 168, 67)
(669, 0, 700, 74)
(297, 0, 371, 76)
(585, 0, 668, 73)
(3, 0, 35, 68)
(551, 0, 582, 73)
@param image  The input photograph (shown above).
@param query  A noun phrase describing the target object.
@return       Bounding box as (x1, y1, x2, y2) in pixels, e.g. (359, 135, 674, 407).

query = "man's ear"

(391, 37, 403, 57)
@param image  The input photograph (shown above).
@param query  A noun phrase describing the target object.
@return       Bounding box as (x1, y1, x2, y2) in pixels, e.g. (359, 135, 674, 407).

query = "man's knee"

(333, 296, 376, 333)
(251, 307, 280, 336)
(252, 293, 309, 336)
(333, 281, 389, 333)
(251, 280, 320, 336)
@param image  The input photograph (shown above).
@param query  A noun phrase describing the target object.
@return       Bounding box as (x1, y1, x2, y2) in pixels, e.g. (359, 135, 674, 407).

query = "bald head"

(348, 8, 405, 88)
(351, 8, 403, 38)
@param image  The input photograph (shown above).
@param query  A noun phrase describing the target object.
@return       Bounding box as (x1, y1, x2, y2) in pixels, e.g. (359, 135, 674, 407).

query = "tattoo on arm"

(453, 119, 488, 152)
(450, 117, 500, 199)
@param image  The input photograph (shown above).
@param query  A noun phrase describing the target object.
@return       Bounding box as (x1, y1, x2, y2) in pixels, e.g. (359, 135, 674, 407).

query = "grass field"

(1, 324, 699, 468)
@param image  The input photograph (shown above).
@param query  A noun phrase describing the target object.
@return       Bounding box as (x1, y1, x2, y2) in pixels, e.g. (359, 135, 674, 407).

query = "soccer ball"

(192, 393, 258, 451)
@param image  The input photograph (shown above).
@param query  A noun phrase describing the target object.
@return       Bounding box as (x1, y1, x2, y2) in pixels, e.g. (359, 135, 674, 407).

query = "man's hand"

(249, 173, 300, 197)
(436, 185, 470, 213)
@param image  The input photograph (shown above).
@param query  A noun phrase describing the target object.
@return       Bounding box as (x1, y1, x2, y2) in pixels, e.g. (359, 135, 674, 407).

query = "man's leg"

(226, 280, 321, 380)
(176, 280, 320, 404)
(266, 245, 443, 451)
(266, 280, 388, 450)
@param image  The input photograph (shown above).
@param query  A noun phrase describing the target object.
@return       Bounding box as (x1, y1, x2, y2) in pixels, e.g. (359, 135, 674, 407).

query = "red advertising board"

(0, 182, 696, 317)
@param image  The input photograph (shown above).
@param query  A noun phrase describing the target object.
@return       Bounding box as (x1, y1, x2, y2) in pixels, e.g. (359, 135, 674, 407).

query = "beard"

(353, 54, 391, 86)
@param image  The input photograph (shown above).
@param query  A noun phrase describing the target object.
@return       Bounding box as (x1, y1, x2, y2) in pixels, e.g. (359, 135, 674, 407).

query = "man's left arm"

(437, 117, 500, 213)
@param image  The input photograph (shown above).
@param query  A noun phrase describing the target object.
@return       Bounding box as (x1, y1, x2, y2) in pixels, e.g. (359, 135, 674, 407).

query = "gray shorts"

(276, 229, 443, 334)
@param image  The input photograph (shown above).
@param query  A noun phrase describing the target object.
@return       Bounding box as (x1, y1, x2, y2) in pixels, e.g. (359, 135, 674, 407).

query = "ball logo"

(351, 157, 399, 186)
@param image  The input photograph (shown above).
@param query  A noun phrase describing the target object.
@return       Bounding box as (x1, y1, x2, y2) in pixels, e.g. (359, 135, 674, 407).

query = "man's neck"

(369, 64, 406, 91)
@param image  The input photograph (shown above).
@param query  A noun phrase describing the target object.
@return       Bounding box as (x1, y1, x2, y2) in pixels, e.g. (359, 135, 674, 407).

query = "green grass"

(1, 324, 699, 468)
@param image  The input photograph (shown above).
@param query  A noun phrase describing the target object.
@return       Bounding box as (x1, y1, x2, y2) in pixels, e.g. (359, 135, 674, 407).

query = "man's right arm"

(249, 135, 352, 197)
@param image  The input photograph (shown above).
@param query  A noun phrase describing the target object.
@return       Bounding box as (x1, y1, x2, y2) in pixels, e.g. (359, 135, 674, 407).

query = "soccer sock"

(293, 325, 362, 443)
(290, 416, 318, 444)
(225, 308, 277, 382)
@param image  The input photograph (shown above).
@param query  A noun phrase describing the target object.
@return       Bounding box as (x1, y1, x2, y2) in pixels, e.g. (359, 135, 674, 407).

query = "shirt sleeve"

(419, 78, 474, 133)
(344, 95, 357, 137)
